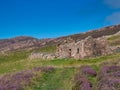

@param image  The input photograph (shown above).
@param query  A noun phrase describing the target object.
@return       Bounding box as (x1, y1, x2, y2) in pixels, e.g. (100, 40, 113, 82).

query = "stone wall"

(110, 46, 120, 53)
(29, 52, 56, 60)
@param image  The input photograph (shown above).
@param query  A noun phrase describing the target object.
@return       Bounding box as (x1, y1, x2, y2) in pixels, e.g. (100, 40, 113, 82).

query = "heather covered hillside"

(0, 25, 120, 90)
(0, 25, 120, 53)
(0, 51, 120, 90)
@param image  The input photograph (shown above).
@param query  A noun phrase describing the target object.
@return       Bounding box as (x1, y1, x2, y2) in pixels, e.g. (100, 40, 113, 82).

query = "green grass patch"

(107, 35, 120, 46)
(108, 35, 120, 41)
(109, 40, 120, 46)
(0, 51, 29, 64)
(32, 68, 76, 90)
(35, 45, 57, 53)
(37, 53, 120, 67)
(0, 52, 120, 75)
(0, 51, 30, 74)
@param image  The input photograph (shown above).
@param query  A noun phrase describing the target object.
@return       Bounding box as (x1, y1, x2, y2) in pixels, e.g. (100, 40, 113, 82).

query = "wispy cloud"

(106, 12, 120, 24)
(104, 0, 120, 9)
(104, 0, 120, 24)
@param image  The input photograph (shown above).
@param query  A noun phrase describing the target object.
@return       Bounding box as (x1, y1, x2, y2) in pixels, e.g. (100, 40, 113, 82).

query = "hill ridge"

(0, 24, 120, 52)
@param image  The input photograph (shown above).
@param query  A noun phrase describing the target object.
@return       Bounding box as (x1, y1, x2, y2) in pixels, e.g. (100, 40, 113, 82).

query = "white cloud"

(104, 0, 120, 9)
(106, 12, 120, 24)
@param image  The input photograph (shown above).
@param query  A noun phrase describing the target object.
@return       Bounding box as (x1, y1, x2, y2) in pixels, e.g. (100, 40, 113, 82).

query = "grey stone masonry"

(56, 36, 112, 59)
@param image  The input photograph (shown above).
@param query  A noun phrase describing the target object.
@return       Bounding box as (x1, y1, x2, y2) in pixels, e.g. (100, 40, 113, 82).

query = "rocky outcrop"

(0, 36, 41, 53)
(56, 36, 112, 59)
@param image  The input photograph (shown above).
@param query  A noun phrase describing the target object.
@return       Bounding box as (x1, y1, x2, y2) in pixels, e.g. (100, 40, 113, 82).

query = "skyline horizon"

(0, 24, 119, 39)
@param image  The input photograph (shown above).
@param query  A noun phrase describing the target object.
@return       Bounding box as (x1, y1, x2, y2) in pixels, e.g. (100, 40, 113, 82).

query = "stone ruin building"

(29, 36, 112, 60)
(56, 36, 112, 59)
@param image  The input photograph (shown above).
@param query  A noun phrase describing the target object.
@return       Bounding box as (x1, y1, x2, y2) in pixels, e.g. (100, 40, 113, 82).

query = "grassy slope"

(0, 52, 120, 75)
(32, 45, 57, 53)
(108, 35, 120, 46)
(0, 51, 120, 90)
(0, 37, 120, 89)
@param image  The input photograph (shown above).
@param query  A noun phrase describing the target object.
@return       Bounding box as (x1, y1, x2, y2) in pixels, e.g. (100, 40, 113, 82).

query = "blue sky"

(0, 0, 120, 39)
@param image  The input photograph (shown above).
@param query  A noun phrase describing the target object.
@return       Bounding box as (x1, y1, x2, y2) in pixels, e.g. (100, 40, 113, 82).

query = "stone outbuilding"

(56, 36, 112, 59)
